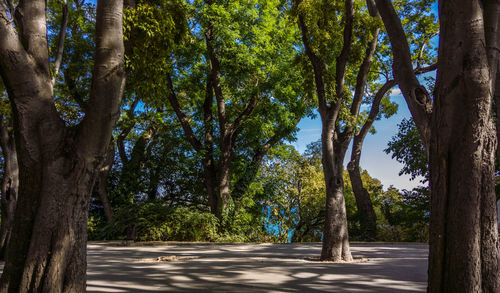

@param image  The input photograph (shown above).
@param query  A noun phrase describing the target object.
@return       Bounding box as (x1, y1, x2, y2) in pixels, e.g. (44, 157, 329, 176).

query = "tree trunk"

(428, 1, 500, 291)
(96, 140, 115, 224)
(202, 156, 219, 217)
(0, 148, 99, 292)
(320, 125, 352, 261)
(0, 119, 18, 259)
(347, 163, 377, 241)
(216, 138, 233, 222)
(0, 0, 125, 291)
(374, 0, 500, 291)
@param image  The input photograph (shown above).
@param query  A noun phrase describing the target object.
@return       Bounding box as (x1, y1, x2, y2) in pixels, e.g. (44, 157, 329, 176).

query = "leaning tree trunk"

(347, 163, 377, 240)
(320, 125, 352, 261)
(0, 118, 18, 259)
(428, 1, 500, 291)
(0, 0, 125, 291)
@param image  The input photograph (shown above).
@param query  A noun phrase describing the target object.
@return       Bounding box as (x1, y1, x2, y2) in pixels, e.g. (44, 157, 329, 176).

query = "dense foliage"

(2, 0, 433, 245)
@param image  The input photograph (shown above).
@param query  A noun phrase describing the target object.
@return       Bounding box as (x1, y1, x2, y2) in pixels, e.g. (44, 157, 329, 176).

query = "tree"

(295, 0, 398, 260)
(384, 117, 428, 181)
(0, 0, 126, 291)
(374, 0, 500, 291)
(0, 86, 17, 260)
(159, 0, 308, 222)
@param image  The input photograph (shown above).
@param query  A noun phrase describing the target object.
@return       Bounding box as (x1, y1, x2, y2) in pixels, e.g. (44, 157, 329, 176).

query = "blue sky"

(292, 90, 425, 191)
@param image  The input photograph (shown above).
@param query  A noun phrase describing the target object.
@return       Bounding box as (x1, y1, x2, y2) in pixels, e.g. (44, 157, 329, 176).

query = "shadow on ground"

(86, 242, 428, 292)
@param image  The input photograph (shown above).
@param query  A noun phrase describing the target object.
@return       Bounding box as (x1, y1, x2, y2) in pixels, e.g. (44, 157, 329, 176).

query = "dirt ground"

(86, 242, 428, 292)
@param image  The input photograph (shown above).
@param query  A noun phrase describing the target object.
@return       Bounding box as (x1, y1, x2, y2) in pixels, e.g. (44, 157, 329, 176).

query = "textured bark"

(0, 0, 125, 291)
(0, 118, 18, 259)
(320, 127, 352, 261)
(375, 0, 500, 291)
(428, 2, 500, 292)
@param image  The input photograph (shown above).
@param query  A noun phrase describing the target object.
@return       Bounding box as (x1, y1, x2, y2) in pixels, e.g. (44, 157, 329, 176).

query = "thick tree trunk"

(0, 0, 125, 291)
(427, 1, 500, 292)
(374, 0, 500, 291)
(202, 157, 219, 217)
(0, 150, 99, 292)
(320, 125, 352, 261)
(0, 119, 18, 259)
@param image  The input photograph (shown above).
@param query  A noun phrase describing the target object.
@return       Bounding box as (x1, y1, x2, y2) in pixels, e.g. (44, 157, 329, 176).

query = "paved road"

(87, 242, 428, 292)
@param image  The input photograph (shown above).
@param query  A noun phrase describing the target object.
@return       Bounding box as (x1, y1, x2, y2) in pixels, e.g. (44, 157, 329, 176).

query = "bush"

(102, 202, 219, 242)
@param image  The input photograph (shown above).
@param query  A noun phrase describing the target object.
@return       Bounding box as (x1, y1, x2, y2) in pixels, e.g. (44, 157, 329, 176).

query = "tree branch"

(116, 98, 139, 164)
(231, 90, 259, 133)
(51, 0, 69, 86)
(296, 3, 328, 114)
(416, 30, 439, 70)
(205, 24, 227, 136)
(16, 0, 51, 77)
(350, 27, 380, 118)
(166, 73, 203, 152)
(335, 0, 354, 99)
(78, 0, 126, 158)
(356, 79, 396, 142)
(353, 62, 437, 158)
(373, 0, 432, 151)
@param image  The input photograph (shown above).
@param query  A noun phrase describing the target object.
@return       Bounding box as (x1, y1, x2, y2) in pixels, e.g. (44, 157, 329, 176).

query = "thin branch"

(356, 79, 396, 141)
(116, 98, 139, 164)
(416, 30, 439, 70)
(51, 0, 69, 86)
(231, 91, 259, 133)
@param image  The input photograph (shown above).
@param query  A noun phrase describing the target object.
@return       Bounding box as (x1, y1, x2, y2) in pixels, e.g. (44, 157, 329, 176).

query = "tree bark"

(0, 117, 18, 260)
(427, 2, 500, 291)
(0, 0, 125, 291)
(374, 0, 500, 291)
(320, 126, 352, 261)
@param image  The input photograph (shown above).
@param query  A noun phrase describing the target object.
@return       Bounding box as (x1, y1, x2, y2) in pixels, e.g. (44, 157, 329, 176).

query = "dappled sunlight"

(85, 243, 428, 292)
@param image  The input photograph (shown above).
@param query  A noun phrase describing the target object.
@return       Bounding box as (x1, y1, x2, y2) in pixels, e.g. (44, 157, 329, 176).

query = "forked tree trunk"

(0, 119, 18, 259)
(320, 125, 352, 261)
(0, 0, 125, 291)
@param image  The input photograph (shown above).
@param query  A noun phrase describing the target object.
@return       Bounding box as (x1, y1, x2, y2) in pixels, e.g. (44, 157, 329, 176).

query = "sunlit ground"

(85, 242, 427, 292)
